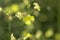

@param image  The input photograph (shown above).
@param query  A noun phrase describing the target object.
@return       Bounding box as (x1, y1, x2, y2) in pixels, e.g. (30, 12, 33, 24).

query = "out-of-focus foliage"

(0, 0, 59, 40)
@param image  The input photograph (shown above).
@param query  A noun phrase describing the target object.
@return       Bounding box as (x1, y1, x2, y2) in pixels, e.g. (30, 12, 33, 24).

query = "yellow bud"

(33, 3, 40, 11)
(11, 33, 16, 40)
(15, 12, 23, 20)
(22, 31, 32, 40)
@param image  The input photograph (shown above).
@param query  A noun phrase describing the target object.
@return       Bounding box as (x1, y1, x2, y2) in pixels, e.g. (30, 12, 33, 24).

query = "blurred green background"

(0, 0, 60, 40)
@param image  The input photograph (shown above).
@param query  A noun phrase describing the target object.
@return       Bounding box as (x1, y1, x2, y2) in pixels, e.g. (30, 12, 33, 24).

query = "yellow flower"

(10, 4, 19, 13)
(22, 31, 32, 40)
(33, 3, 40, 11)
(25, 20, 31, 25)
(23, 15, 35, 25)
(30, 15, 35, 21)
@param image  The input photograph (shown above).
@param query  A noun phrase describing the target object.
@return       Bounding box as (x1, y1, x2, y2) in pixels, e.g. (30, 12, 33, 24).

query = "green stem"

(8, 20, 12, 40)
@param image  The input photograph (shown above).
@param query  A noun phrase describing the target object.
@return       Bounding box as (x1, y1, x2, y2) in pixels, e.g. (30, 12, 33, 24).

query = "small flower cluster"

(0, 0, 41, 40)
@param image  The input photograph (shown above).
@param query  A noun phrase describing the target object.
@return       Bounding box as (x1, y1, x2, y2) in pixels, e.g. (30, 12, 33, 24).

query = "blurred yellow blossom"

(45, 29, 54, 38)
(15, 12, 23, 20)
(23, 0, 30, 5)
(25, 20, 31, 25)
(23, 15, 35, 25)
(22, 31, 32, 40)
(4, 4, 19, 15)
(35, 30, 42, 39)
(11, 33, 16, 40)
(0, 7, 2, 12)
(10, 4, 19, 13)
(55, 33, 60, 40)
(33, 3, 40, 11)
